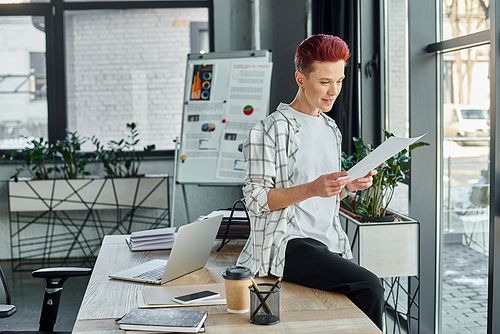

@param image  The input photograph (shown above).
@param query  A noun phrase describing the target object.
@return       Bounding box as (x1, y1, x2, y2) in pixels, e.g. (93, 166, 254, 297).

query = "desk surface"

(73, 235, 381, 334)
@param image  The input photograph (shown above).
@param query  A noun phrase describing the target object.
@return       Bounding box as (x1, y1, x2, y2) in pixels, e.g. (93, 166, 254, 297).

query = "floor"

(442, 243, 488, 333)
(0, 259, 92, 332)
(0, 243, 489, 333)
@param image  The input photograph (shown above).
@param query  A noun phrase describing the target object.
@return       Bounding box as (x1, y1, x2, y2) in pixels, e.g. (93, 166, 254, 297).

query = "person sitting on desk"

(236, 34, 384, 330)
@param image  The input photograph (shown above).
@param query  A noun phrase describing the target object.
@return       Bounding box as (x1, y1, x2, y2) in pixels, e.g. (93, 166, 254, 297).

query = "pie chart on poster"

(201, 123, 216, 132)
(243, 105, 254, 116)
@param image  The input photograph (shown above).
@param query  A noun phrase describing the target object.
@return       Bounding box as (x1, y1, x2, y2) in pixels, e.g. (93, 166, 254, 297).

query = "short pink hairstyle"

(294, 34, 351, 77)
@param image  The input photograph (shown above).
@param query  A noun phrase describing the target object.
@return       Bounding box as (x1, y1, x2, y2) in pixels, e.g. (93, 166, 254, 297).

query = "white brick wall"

(65, 8, 208, 151)
(386, 0, 410, 212)
(387, 0, 409, 138)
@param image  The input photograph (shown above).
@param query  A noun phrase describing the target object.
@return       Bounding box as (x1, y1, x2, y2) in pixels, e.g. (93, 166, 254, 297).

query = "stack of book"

(126, 227, 176, 252)
(118, 308, 207, 333)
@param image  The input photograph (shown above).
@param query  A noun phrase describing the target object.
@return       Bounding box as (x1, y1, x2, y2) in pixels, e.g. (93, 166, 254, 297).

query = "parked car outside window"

(444, 104, 489, 145)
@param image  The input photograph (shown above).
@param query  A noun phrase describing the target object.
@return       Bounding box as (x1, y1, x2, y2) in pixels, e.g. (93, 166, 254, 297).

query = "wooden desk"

(72, 235, 381, 334)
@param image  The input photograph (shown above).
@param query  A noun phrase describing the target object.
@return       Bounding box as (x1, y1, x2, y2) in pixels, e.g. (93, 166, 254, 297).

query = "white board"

(176, 50, 273, 185)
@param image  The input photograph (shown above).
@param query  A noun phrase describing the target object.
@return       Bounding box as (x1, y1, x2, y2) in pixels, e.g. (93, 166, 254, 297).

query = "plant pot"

(359, 213, 395, 223)
(339, 209, 419, 278)
(8, 175, 170, 271)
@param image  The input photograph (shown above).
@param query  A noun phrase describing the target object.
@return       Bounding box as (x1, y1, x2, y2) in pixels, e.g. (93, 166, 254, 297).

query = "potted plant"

(5, 132, 90, 182)
(341, 129, 430, 222)
(338, 129, 429, 279)
(53, 131, 90, 179)
(6, 137, 55, 181)
(5, 123, 168, 271)
(92, 122, 155, 178)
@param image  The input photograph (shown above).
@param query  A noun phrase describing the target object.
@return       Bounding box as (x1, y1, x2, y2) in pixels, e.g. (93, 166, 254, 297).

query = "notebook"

(109, 215, 223, 284)
(118, 308, 207, 333)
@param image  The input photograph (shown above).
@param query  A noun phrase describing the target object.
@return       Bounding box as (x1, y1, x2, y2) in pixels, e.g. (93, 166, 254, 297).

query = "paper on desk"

(139, 283, 226, 308)
(339, 134, 427, 181)
(195, 210, 247, 222)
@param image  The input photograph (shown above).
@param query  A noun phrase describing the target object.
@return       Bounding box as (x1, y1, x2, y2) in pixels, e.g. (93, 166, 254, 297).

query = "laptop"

(109, 214, 223, 284)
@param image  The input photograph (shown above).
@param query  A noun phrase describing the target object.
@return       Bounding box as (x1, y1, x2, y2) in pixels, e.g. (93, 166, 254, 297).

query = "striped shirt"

(236, 103, 353, 277)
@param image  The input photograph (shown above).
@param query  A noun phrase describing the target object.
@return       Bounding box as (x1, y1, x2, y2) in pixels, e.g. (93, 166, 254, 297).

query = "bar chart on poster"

(176, 50, 273, 186)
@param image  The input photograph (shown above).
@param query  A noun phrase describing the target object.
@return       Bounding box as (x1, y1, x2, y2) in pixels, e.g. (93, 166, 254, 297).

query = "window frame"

(417, 1, 500, 333)
(0, 0, 214, 157)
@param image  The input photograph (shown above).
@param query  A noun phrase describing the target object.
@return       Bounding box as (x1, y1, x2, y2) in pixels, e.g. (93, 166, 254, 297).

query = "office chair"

(0, 265, 91, 333)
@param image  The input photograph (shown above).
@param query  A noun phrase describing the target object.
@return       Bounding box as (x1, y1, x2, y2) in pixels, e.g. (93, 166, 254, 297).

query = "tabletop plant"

(341, 129, 429, 221)
(92, 122, 155, 178)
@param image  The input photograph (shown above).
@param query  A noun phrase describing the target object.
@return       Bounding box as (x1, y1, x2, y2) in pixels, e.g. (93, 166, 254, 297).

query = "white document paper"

(340, 134, 427, 181)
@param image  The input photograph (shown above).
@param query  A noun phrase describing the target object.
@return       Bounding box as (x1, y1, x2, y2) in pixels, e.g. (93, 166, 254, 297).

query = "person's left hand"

(345, 169, 377, 192)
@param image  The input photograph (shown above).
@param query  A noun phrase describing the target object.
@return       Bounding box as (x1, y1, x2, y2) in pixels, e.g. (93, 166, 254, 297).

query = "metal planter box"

(8, 175, 170, 271)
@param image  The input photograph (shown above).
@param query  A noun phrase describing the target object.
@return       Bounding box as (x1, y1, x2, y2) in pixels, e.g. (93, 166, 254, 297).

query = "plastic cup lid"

(222, 265, 253, 280)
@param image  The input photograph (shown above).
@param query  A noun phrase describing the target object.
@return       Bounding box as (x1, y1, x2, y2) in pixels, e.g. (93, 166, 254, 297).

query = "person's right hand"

(311, 171, 352, 198)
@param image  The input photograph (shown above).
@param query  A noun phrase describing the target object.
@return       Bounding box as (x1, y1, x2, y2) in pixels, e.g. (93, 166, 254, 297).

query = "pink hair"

(294, 34, 351, 76)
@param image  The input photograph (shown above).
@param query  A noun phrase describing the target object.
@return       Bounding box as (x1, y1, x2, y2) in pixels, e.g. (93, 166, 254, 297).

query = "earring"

(300, 88, 303, 94)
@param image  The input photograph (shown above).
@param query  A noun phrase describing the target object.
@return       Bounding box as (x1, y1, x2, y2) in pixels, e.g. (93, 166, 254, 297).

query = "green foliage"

(4, 122, 155, 181)
(7, 133, 89, 181)
(92, 122, 155, 177)
(53, 132, 90, 179)
(341, 129, 430, 218)
(9, 138, 55, 181)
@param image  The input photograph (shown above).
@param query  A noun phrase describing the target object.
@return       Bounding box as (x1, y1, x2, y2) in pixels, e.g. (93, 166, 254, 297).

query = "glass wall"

(440, 43, 490, 333)
(440, 1, 490, 329)
(442, 0, 490, 40)
(0, 16, 47, 149)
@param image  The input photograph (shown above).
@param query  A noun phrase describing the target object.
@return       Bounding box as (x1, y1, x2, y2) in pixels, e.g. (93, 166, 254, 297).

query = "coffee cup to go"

(222, 265, 253, 313)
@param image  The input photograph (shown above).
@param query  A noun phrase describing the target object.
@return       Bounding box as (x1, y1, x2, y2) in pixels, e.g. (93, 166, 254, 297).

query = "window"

(30, 52, 46, 101)
(64, 8, 209, 151)
(442, 0, 490, 40)
(190, 21, 209, 54)
(440, 42, 490, 334)
(0, 0, 213, 152)
(0, 16, 48, 149)
(438, 1, 491, 332)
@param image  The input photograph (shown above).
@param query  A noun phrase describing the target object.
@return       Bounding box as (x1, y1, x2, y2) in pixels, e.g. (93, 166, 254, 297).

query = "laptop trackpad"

(110, 259, 168, 278)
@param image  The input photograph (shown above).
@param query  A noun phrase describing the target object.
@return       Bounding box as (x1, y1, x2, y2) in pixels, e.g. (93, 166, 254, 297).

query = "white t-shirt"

(289, 107, 342, 253)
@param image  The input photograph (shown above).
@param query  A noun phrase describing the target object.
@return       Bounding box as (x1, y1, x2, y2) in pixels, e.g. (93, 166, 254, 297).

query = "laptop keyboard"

(133, 266, 166, 281)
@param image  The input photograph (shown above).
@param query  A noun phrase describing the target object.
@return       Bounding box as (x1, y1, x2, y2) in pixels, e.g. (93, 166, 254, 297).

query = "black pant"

(283, 238, 384, 330)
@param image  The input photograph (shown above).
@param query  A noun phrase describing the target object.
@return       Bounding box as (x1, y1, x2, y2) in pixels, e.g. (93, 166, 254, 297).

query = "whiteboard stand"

(171, 136, 202, 225)
(170, 136, 180, 227)
(181, 183, 190, 223)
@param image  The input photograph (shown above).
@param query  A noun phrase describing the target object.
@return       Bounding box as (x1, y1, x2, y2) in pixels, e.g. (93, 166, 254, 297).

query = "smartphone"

(172, 290, 220, 304)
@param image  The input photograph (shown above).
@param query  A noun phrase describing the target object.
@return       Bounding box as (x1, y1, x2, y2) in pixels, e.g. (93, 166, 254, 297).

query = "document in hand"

(339, 134, 427, 181)
(126, 227, 177, 252)
(118, 308, 207, 333)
